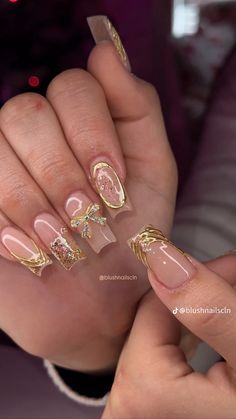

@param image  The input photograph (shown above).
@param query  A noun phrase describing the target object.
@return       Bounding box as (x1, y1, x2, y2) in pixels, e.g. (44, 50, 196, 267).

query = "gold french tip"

(50, 229, 86, 271)
(127, 225, 185, 268)
(87, 15, 131, 71)
(14, 245, 53, 277)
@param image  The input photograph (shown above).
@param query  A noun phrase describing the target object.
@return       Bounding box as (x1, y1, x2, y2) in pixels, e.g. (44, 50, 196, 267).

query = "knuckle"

(109, 368, 138, 418)
(47, 68, 103, 101)
(66, 119, 103, 148)
(0, 174, 33, 211)
(35, 152, 72, 185)
(0, 93, 47, 127)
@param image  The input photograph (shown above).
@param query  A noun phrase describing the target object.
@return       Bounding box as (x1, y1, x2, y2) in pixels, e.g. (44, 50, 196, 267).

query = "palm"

(0, 45, 177, 370)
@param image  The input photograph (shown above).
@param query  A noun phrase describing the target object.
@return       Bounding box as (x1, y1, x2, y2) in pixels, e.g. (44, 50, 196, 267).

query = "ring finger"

(0, 132, 85, 274)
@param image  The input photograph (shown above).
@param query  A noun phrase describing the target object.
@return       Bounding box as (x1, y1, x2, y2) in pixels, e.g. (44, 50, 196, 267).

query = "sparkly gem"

(70, 203, 106, 239)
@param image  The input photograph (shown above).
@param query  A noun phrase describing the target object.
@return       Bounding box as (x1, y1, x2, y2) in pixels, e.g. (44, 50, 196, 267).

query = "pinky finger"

(0, 211, 14, 261)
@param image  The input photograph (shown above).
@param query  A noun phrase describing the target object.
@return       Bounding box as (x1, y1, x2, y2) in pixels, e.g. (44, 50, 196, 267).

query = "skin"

(0, 42, 177, 372)
(103, 255, 236, 418)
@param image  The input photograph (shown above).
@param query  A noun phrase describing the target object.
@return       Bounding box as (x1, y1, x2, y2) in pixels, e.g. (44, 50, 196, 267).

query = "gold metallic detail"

(10, 241, 52, 277)
(50, 228, 86, 270)
(107, 19, 128, 65)
(70, 203, 106, 239)
(128, 225, 185, 269)
(92, 162, 126, 209)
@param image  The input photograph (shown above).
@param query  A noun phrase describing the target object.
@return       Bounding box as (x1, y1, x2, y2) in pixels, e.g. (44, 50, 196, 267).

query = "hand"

(0, 40, 177, 371)
(103, 247, 236, 418)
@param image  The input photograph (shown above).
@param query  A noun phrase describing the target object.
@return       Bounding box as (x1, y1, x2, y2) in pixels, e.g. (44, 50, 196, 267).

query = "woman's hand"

(103, 243, 236, 418)
(0, 37, 177, 371)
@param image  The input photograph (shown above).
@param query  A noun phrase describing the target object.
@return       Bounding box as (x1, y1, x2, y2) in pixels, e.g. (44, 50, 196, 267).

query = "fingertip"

(87, 15, 131, 71)
(87, 41, 132, 80)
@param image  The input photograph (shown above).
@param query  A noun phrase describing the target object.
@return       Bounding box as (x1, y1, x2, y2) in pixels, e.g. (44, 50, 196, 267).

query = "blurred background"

(0, 1, 235, 180)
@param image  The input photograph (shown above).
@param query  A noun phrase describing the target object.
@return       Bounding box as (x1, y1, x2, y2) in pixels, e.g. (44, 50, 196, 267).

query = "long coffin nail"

(65, 191, 116, 254)
(34, 213, 86, 270)
(87, 15, 131, 71)
(128, 225, 196, 289)
(1, 226, 52, 277)
(91, 161, 132, 218)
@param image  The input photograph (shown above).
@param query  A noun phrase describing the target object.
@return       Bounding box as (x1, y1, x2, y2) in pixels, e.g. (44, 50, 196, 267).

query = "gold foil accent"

(10, 241, 52, 277)
(70, 203, 106, 239)
(106, 19, 128, 66)
(128, 225, 185, 269)
(92, 162, 126, 209)
(50, 228, 86, 270)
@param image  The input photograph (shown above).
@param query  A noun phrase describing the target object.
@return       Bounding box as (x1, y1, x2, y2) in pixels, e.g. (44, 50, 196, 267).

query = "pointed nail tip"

(34, 259, 53, 277)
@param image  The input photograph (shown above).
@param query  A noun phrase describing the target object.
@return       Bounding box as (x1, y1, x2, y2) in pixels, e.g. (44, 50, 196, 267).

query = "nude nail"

(65, 191, 116, 254)
(91, 161, 132, 218)
(128, 225, 196, 289)
(1, 226, 52, 277)
(34, 213, 86, 270)
(87, 15, 131, 71)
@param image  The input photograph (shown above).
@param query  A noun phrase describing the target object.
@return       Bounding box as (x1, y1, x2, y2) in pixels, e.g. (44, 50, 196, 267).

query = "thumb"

(128, 225, 236, 369)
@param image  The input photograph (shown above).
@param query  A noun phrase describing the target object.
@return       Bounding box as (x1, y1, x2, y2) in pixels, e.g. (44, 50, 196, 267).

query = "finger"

(87, 17, 177, 206)
(0, 129, 85, 273)
(0, 93, 116, 255)
(121, 291, 191, 376)
(0, 210, 16, 261)
(107, 289, 192, 419)
(128, 226, 236, 369)
(205, 253, 236, 287)
(46, 69, 132, 218)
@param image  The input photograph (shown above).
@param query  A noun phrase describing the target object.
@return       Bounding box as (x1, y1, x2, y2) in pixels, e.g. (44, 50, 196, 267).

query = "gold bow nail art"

(65, 191, 116, 254)
(71, 203, 106, 239)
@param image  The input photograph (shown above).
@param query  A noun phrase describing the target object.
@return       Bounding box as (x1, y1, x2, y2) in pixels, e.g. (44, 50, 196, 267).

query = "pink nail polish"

(91, 161, 132, 218)
(1, 226, 52, 277)
(128, 226, 196, 289)
(34, 213, 86, 270)
(65, 191, 116, 254)
(87, 15, 131, 71)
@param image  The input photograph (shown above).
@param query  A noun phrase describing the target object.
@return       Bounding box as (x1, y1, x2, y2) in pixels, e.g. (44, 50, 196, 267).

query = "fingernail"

(34, 213, 86, 270)
(65, 191, 116, 254)
(91, 161, 132, 219)
(128, 225, 196, 290)
(87, 15, 131, 71)
(1, 226, 52, 277)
